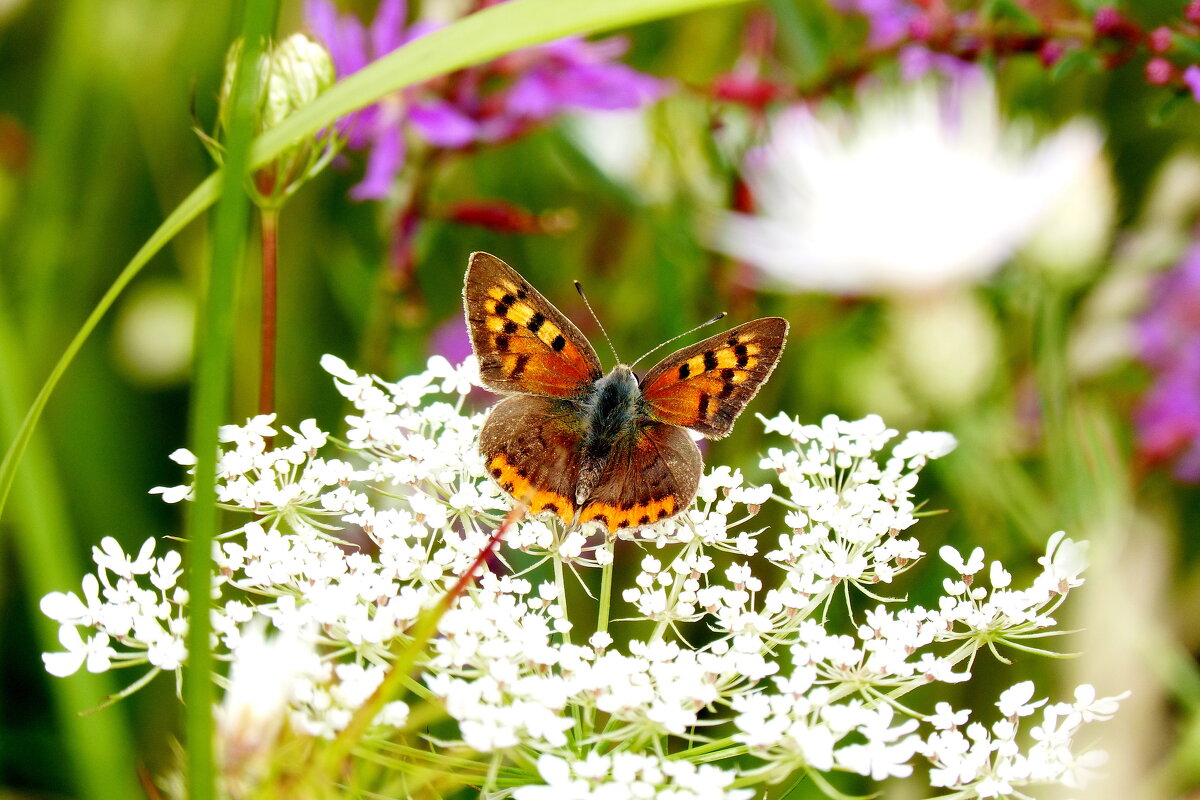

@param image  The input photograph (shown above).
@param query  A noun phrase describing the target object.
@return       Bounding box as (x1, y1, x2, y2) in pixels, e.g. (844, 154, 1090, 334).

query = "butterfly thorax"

(579, 365, 642, 460)
(571, 365, 645, 504)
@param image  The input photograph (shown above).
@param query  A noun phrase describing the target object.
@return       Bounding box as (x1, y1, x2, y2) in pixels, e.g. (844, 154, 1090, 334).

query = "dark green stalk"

(185, 6, 276, 799)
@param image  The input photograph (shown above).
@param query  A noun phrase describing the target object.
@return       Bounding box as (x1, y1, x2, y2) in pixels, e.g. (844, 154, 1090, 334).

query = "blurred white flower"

(714, 77, 1103, 294)
(217, 618, 321, 789)
(887, 289, 1000, 411)
(1021, 155, 1115, 280)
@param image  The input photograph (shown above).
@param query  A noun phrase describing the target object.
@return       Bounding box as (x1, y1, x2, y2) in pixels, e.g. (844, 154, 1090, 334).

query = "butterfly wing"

(577, 423, 701, 533)
(479, 394, 585, 525)
(639, 317, 788, 439)
(465, 252, 603, 397)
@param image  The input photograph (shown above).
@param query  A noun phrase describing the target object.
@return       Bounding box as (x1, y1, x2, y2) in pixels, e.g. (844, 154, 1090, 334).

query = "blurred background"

(3, 0, 1200, 797)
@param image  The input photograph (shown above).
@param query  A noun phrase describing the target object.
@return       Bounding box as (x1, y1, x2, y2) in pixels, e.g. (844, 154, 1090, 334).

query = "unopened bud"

(1148, 26, 1173, 54)
(212, 33, 338, 208)
(1039, 40, 1066, 68)
(1145, 57, 1174, 86)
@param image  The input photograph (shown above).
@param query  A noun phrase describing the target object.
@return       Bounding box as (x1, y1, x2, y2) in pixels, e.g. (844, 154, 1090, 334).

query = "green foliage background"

(2, 0, 1200, 797)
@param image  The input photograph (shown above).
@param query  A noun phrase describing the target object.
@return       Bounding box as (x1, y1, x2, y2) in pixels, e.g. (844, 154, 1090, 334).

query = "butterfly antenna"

(628, 311, 728, 370)
(574, 280, 621, 366)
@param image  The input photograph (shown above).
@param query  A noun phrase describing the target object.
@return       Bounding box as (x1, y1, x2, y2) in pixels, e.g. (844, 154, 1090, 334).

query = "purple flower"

(830, 0, 918, 48)
(1135, 244, 1200, 480)
(1184, 64, 1200, 103)
(306, 0, 669, 201)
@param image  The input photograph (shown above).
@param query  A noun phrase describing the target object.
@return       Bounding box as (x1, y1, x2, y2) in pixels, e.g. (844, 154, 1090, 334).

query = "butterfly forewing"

(577, 422, 701, 533)
(465, 252, 603, 397)
(639, 317, 789, 439)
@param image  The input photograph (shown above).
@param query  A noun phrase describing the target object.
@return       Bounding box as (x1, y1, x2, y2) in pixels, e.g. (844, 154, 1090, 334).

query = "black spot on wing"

(503, 320, 519, 334)
(551, 334, 567, 352)
(511, 354, 530, 378)
(703, 351, 718, 371)
(678, 363, 690, 380)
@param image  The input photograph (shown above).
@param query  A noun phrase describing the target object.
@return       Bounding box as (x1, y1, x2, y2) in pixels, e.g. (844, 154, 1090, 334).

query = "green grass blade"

(183, 4, 275, 798)
(0, 174, 218, 520)
(250, 0, 749, 169)
(0, 287, 141, 800)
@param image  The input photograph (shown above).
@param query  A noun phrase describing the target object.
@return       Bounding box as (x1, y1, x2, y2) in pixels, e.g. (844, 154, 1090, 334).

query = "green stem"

(185, 9, 275, 800)
(597, 534, 616, 636)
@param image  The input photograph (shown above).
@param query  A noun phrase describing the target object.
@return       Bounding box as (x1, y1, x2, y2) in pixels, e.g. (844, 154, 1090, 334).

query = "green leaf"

(1049, 48, 1099, 82)
(1150, 92, 1191, 127)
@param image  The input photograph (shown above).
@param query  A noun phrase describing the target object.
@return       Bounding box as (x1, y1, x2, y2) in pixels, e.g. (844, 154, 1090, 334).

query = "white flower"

(998, 682, 1046, 718)
(42, 626, 114, 677)
(36, 357, 1124, 800)
(940, 545, 985, 576)
(713, 77, 1103, 294)
(92, 536, 156, 578)
(217, 618, 321, 781)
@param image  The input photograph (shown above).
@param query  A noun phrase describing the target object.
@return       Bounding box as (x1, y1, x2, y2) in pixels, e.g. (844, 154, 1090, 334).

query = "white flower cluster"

(40, 357, 1124, 799)
(514, 752, 752, 800)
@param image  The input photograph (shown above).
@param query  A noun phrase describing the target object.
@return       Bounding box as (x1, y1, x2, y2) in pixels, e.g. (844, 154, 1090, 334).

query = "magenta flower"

(1136, 244, 1200, 480)
(306, 0, 668, 201)
(1184, 64, 1200, 103)
(830, 0, 917, 48)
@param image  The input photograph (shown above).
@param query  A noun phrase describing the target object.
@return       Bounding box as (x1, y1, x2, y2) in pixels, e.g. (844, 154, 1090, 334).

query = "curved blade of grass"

(0, 287, 140, 800)
(0, 0, 749, 521)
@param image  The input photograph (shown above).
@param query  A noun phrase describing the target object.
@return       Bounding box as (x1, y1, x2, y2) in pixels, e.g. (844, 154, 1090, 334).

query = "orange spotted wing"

(575, 424, 701, 531)
(639, 318, 789, 439)
(465, 251, 602, 397)
(466, 252, 787, 533)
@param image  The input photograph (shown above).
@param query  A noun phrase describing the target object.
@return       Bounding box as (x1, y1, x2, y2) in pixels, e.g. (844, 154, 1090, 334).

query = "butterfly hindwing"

(578, 423, 701, 533)
(465, 252, 603, 397)
(639, 317, 789, 439)
(479, 395, 585, 525)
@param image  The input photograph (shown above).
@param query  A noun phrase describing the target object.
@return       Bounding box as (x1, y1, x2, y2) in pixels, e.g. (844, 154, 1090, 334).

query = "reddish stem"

(259, 209, 279, 425)
(444, 505, 526, 607)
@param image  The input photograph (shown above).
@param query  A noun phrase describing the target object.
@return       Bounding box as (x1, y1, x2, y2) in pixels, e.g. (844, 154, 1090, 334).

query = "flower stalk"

(258, 208, 279, 422)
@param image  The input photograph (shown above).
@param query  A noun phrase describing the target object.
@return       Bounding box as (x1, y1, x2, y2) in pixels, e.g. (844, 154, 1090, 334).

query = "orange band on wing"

(579, 495, 677, 533)
(487, 453, 574, 525)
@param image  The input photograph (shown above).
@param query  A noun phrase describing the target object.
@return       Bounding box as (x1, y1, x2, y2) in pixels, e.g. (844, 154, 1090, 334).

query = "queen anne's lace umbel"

(41, 355, 1124, 799)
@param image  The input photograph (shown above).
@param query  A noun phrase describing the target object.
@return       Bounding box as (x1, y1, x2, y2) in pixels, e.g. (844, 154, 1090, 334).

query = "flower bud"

(1145, 56, 1174, 86)
(1148, 26, 1173, 54)
(1021, 154, 1114, 284)
(887, 290, 1000, 413)
(1188, 1, 1200, 26)
(262, 33, 335, 130)
(212, 33, 338, 208)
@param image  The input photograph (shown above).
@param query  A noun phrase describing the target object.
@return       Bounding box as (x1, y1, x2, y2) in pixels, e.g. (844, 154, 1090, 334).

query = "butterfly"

(464, 252, 788, 533)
